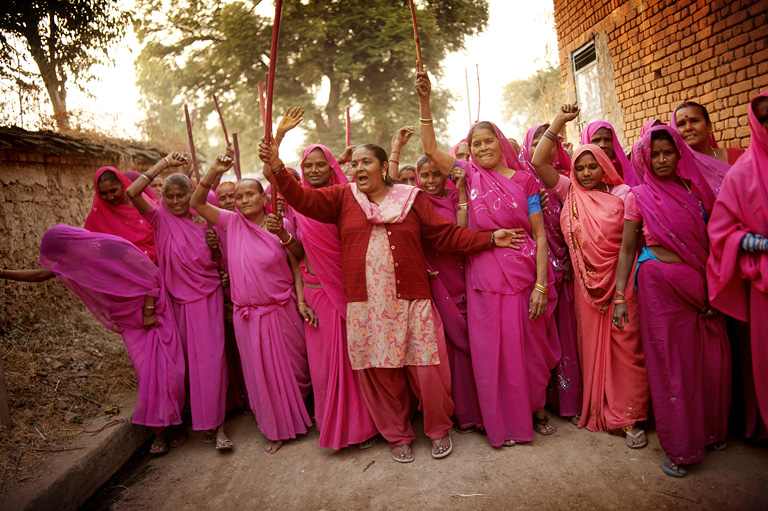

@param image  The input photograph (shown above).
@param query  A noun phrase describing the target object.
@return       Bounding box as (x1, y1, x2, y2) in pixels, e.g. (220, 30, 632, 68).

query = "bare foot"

(264, 440, 283, 454)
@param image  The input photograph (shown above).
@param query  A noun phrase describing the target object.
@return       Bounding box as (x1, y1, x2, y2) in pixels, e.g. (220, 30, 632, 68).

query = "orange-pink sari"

(561, 145, 649, 432)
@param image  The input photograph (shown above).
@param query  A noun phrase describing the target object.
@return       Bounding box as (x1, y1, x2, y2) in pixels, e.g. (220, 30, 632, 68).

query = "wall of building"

(554, 0, 768, 148)
(0, 128, 165, 329)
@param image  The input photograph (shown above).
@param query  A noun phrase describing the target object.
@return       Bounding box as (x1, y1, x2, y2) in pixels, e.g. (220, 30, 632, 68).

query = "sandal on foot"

(149, 437, 169, 455)
(533, 413, 557, 436)
(661, 454, 687, 478)
(431, 435, 452, 459)
(503, 439, 517, 447)
(201, 430, 215, 444)
(569, 415, 581, 426)
(391, 444, 414, 463)
(215, 437, 233, 451)
(708, 441, 727, 451)
(169, 430, 188, 449)
(626, 429, 648, 449)
(358, 435, 379, 450)
(454, 425, 475, 434)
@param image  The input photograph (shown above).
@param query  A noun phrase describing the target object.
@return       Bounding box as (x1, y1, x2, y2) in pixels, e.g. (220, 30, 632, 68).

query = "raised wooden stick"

(465, 68, 472, 125)
(408, 0, 424, 72)
(345, 107, 351, 147)
(233, 132, 242, 181)
(264, 0, 283, 214)
(212, 94, 231, 148)
(258, 81, 266, 128)
(184, 104, 201, 183)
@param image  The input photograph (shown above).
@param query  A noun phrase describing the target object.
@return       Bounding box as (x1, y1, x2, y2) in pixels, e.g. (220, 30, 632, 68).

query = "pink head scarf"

(670, 105, 730, 195)
(84, 166, 157, 264)
(295, 144, 349, 318)
(520, 124, 572, 176)
(630, 120, 665, 184)
(631, 125, 715, 273)
(153, 173, 220, 303)
(562, 144, 626, 313)
(707, 91, 768, 320)
(580, 121, 638, 187)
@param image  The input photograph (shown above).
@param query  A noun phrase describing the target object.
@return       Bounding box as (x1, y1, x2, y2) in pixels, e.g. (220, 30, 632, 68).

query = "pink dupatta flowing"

(39, 224, 185, 428)
(581, 121, 639, 187)
(84, 167, 157, 263)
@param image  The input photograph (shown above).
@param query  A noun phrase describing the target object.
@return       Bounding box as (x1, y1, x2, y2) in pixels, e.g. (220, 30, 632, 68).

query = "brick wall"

(553, 0, 767, 148)
(0, 129, 165, 329)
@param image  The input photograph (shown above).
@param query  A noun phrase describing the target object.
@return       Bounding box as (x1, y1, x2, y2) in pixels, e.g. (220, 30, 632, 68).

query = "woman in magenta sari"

(190, 157, 312, 455)
(415, 153, 483, 432)
(417, 72, 560, 447)
(532, 105, 649, 448)
(1, 225, 187, 454)
(707, 92, 768, 441)
(520, 124, 582, 423)
(126, 161, 231, 451)
(580, 121, 639, 187)
(84, 166, 159, 263)
(615, 125, 730, 478)
(671, 102, 734, 195)
(295, 143, 378, 450)
(629, 119, 663, 184)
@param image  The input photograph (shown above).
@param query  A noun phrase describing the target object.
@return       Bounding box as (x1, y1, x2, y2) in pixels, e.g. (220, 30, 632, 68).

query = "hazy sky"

(65, 1, 557, 163)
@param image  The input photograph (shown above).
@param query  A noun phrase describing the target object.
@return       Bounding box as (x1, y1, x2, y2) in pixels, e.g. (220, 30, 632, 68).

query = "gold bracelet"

(534, 283, 548, 294)
(139, 174, 151, 182)
(458, 205, 468, 211)
(419, 118, 434, 126)
(457, 202, 468, 207)
(163, 156, 171, 168)
(280, 233, 294, 246)
(297, 302, 307, 307)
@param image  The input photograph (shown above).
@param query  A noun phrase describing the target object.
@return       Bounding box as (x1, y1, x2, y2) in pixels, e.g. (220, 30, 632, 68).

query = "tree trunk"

(324, 75, 340, 133)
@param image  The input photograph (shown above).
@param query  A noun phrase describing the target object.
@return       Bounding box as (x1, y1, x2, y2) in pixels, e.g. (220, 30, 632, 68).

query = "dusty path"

(101, 411, 768, 510)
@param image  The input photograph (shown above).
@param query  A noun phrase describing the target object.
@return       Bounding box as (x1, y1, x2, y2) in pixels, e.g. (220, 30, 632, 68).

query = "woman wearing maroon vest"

(259, 139, 524, 464)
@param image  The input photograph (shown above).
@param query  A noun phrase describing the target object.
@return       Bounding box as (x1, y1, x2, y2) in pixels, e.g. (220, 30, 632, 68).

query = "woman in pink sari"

(532, 105, 649, 448)
(581, 121, 639, 187)
(190, 157, 312, 455)
(1, 225, 187, 454)
(629, 119, 663, 184)
(615, 125, 730, 478)
(520, 124, 582, 422)
(84, 166, 159, 263)
(673, 101, 745, 166)
(707, 92, 768, 441)
(415, 153, 483, 432)
(417, 72, 560, 447)
(126, 160, 231, 451)
(295, 143, 378, 450)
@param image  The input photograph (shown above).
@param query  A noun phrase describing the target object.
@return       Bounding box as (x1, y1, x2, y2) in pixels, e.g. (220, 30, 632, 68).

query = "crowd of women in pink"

(2, 75, 766, 479)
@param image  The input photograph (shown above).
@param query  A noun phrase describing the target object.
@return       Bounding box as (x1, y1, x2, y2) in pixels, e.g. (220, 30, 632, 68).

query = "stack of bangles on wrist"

(613, 292, 627, 304)
(543, 129, 558, 142)
(457, 202, 468, 211)
(270, 163, 285, 174)
(419, 118, 433, 126)
(297, 301, 307, 308)
(534, 283, 548, 294)
(280, 233, 295, 247)
(139, 173, 152, 183)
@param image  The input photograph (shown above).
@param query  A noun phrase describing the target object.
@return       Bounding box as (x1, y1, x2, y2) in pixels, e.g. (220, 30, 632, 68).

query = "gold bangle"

(297, 301, 307, 307)
(457, 202, 468, 207)
(613, 299, 627, 304)
(419, 118, 434, 126)
(534, 283, 548, 294)
(163, 156, 171, 168)
(139, 174, 151, 182)
(458, 205, 468, 211)
(280, 232, 294, 246)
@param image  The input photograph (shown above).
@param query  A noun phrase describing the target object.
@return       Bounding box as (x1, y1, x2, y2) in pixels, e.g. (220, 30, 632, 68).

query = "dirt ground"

(0, 312, 136, 496)
(104, 411, 768, 511)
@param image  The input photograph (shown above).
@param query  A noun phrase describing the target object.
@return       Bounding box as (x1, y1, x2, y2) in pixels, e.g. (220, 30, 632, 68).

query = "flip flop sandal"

(149, 437, 169, 455)
(626, 429, 648, 449)
(569, 415, 581, 426)
(202, 430, 215, 444)
(169, 431, 188, 449)
(358, 435, 379, 450)
(503, 439, 517, 447)
(431, 436, 453, 459)
(533, 414, 557, 436)
(391, 444, 414, 463)
(661, 454, 687, 478)
(708, 441, 727, 451)
(454, 425, 476, 434)
(216, 437, 234, 451)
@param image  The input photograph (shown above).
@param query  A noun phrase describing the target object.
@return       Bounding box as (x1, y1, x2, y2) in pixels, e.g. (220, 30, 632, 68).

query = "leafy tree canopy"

(135, 0, 489, 167)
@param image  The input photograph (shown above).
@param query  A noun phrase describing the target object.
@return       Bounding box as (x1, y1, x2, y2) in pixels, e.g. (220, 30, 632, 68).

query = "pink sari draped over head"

(632, 126, 716, 272)
(707, 91, 768, 436)
(629, 119, 664, 184)
(671, 106, 731, 195)
(145, 174, 227, 431)
(631, 125, 730, 464)
(84, 167, 157, 263)
(581, 121, 639, 187)
(216, 207, 312, 441)
(562, 144, 649, 431)
(295, 144, 377, 449)
(460, 121, 560, 445)
(416, 167, 483, 428)
(521, 125, 582, 417)
(39, 224, 186, 428)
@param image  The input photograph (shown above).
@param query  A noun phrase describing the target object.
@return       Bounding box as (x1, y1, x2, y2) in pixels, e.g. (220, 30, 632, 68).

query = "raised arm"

(531, 105, 579, 189)
(126, 152, 188, 213)
(612, 219, 642, 331)
(190, 155, 235, 226)
(388, 126, 414, 180)
(416, 71, 456, 174)
(275, 106, 304, 148)
(1, 268, 55, 282)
